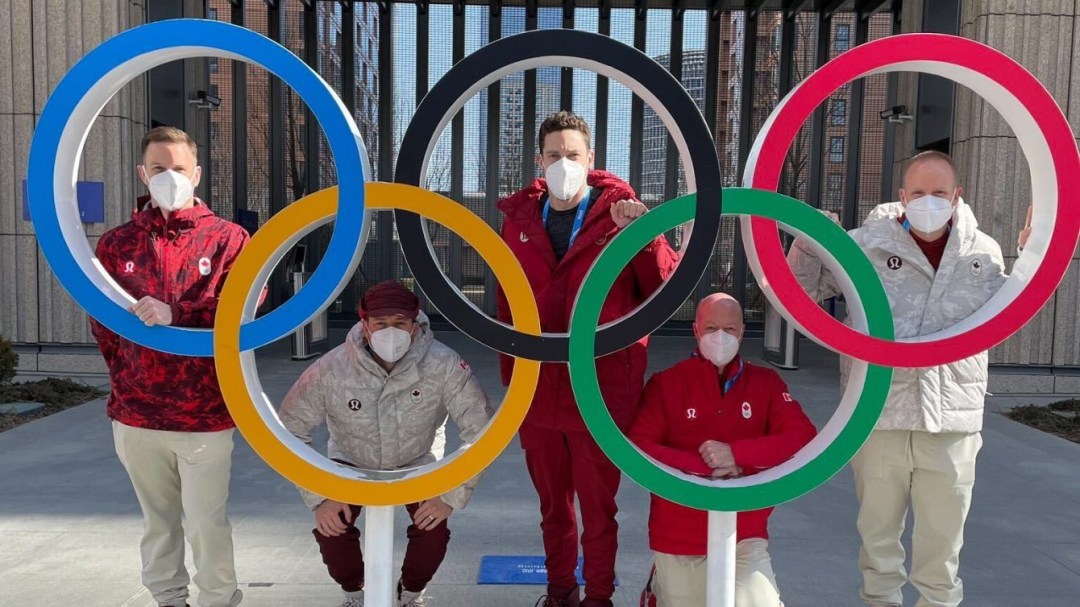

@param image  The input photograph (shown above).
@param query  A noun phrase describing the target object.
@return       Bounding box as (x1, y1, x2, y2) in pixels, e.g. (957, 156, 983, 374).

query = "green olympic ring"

(568, 188, 895, 512)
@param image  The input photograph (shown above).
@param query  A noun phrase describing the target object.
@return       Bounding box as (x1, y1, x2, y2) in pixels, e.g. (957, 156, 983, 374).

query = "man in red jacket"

(495, 111, 679, 607)
(630, 293, 817, 606)
(91, 126, 251, 607)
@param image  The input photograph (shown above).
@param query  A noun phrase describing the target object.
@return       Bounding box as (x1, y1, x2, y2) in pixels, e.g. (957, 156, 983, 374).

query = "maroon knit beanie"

(359, 280, 420, 320)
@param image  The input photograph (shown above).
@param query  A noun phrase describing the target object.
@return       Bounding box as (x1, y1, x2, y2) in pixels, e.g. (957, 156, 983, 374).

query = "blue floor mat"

(477, 555, 618, 586)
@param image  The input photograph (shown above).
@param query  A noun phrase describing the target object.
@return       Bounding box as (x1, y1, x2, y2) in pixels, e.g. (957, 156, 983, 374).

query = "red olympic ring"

(743, 33, 1080, 368)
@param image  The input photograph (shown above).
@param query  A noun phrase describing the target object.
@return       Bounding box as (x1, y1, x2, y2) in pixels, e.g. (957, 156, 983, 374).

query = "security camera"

(188, 90, 221, 109)
(879, 105, 912, 124)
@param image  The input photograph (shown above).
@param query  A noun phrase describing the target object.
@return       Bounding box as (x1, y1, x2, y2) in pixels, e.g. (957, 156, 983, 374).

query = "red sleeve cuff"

(729, 440, 753, 469)
(169, 302, 185, 326)
(729, 439, 776, 471)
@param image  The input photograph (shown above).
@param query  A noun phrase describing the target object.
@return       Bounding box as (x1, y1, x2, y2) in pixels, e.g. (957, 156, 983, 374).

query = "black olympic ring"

(394, 29, 724, 361)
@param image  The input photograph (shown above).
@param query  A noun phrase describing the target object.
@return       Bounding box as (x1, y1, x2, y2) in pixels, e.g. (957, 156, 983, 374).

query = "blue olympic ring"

(26, 19, 369, 356)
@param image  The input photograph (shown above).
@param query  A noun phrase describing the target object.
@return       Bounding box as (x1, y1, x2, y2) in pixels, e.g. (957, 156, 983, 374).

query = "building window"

(208, 8, 217, 20)
(754, 70, 773, 91)
(835, 24, 851, 51)
(752, 108, 770, 130)
(209, 57, 218, 74)
(827, 173, 843, 201)
(829, 136, 845, 162)
(830, 99, 847, 125)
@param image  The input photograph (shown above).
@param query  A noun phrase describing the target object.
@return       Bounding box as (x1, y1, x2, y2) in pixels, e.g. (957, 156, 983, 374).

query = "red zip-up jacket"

(90, 196, 252, 432)
(495, 170, 680, 433)
(629, 354, 818, 555)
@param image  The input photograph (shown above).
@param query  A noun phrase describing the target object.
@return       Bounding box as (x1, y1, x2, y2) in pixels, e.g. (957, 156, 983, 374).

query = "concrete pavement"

(0, 332, 1077, 606)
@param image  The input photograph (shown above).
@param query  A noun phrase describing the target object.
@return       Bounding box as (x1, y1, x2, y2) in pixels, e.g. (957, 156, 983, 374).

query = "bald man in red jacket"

(495, 111, 679, 607)
(631, 294, 817, 607)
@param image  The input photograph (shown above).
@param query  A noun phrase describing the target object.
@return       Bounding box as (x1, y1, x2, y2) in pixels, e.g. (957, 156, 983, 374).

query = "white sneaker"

(340, 594, 364, 607)
(398, 587, 427, 606)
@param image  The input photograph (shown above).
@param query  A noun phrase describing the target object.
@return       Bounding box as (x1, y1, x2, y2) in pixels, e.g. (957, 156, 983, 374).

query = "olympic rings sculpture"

(26, 19, 1079, 511)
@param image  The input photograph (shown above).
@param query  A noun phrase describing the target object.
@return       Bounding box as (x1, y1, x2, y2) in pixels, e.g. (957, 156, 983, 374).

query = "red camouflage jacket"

(495, 170, 679, 433)
(629, 354, 818, 555)
(90, 196, 252, 432)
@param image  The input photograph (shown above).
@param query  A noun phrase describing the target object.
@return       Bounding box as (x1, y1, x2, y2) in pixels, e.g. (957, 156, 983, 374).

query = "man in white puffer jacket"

(279, 280, 494, 607)
(788, 151, 1007, 607)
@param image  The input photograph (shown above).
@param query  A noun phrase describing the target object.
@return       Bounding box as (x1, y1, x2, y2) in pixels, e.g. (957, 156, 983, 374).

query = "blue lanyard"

(722, 358, 745, 396)
(543, 187, 591, 249)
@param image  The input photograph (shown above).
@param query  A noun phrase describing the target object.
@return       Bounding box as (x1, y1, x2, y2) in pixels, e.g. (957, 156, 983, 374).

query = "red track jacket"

(629, 354, 817, 555)
(91, 197, 252, 432)
(495, 170, 679, 433)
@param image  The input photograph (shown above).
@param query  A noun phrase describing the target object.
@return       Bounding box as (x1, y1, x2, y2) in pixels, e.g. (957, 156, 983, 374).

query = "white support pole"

(783, 319, 798, 369)
(706, 510, 738, 607)
(364, 505, 396, 607)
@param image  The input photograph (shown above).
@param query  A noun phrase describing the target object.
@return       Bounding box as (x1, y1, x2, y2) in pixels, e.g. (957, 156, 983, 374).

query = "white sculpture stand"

(707, 510, 738, 607)
(364, 506, 396, 607)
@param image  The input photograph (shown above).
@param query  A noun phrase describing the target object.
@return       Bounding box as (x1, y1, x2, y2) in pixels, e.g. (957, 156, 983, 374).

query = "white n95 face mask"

(369, 326, 412, 363)
(544, 157, 588, 202)
(699, 330, 740, 368)
(905, 195, 955, 233)
(147, 169, 195, 212)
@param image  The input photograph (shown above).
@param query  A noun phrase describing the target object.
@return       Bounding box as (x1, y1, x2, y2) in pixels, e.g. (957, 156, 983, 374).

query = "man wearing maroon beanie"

(280, 280, 494, 607)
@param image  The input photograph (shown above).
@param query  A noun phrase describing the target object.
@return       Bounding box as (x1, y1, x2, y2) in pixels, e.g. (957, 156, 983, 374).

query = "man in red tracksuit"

(495, 111, 679, 607)
(90, 126, 252, 607)
(630, 293, 817, 606)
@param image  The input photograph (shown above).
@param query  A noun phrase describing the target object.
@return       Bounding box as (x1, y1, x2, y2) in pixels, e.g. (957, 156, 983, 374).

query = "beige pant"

(851, 430, 982, 607)
(653, 539, 782, 607)
(113, 422, 242, 607)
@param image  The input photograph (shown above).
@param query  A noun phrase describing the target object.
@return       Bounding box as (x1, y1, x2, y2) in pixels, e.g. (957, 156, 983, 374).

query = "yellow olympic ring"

(214, 183, 541, 506)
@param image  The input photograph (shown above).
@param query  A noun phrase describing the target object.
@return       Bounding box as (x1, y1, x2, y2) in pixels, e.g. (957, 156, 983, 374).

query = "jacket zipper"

(157, 231, 171, 304)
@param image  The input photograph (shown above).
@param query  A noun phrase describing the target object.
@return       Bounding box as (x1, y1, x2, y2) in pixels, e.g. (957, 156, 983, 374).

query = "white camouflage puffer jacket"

(788, 201, 1007, 433)
(279, 312, 494, 510)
